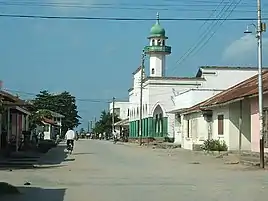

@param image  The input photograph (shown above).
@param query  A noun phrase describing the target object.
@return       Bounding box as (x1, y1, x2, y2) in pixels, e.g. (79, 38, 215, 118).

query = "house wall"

(200, 68, 259, 89)
(250, 95, 268, 153)
(181, 112, 207, 150)
(211, 106, 230, 146)
(228, 100, 251, 150)
(174, 89, 222, 110)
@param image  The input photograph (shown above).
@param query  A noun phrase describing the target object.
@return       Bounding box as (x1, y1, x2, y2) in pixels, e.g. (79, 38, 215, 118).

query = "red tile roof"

(183, 71, 268, 114)
(42, 117, 56, 125)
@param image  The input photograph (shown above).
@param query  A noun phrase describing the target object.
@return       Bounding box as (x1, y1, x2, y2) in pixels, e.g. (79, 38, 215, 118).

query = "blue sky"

(0, 0, 268, 129)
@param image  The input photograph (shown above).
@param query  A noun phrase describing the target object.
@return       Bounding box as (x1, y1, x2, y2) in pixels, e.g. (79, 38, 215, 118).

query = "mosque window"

(152, 39, 155, 46)
(157, 39, 161, 46)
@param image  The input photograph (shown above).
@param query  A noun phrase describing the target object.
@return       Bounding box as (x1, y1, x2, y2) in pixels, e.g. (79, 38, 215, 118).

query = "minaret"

(144, 13, 171, 77)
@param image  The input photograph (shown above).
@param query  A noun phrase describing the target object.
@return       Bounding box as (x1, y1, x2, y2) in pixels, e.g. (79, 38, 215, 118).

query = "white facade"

(173, 89, 223, 111)
(109, 101, 129, 120)
(128, 68, 205, 139)
(149, 48, 167, 77)
(180, 101, 251, 151)
(171, 67, 261, 146)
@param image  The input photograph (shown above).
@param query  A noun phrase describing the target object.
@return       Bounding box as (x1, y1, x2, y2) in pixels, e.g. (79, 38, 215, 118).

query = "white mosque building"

(128, 13, 204, 142)
(126, 13, 262, 144)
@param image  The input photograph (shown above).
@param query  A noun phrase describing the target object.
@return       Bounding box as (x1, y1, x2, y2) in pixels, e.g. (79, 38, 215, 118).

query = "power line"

(170, 0, 241, 74)
(0, 14, 264, 21)
(2, 88, 179, 106)
(0, 1, 258, 12)
(170, 0, 227, 75)
(184, 0, 242, 63)
(2, 88, 112, 103)
(0, 0, 256, 7)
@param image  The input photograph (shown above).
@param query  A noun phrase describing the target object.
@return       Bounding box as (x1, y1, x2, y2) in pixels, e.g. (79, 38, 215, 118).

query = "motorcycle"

(67, 143, 73, 154)
(113, 136, 118, 144)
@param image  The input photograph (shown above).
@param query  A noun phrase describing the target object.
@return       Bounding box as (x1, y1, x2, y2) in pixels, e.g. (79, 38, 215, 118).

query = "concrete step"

(239, 154, 268, 166)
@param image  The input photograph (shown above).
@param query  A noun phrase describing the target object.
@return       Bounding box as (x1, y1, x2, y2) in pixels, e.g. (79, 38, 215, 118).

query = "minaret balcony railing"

(144, 46, 171, 54)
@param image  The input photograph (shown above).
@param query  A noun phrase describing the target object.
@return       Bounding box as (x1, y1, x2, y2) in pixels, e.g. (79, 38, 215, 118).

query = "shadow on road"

(71, 152, 94, 156)
(0, 186, 66, 201)
(0, 144, 69, 170)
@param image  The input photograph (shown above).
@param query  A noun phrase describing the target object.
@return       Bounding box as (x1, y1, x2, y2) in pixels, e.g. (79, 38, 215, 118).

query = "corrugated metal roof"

(182, 71, 268, 114)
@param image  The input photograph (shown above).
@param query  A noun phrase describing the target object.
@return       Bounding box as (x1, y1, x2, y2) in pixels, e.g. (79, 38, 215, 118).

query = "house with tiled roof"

(0, 89, 31, 152)
(168, 66, 268, 145)
(35, 110, 64, 140)
(174, 71, 268, 152)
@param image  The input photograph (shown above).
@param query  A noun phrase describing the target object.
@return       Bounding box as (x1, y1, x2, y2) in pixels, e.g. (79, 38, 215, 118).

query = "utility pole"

(112, 97, 115, 133)
(257, 0, 265, 168)
(139, 51, 146, 146)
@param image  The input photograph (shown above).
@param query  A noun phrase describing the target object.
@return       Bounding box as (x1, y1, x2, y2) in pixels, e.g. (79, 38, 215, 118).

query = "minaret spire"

(156, 12, 160, 24)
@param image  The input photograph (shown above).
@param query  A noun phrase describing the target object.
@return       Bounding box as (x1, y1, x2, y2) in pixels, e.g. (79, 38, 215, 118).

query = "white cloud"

(222, 34, 268, 64)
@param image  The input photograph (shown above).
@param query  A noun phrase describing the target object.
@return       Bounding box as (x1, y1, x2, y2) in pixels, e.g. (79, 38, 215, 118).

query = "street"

(1, 139, 268, 201)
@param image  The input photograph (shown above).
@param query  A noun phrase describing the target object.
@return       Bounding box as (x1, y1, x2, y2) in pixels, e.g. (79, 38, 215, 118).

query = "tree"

(31, 90, 80, 134)
(93, 110, 120, 134)
(79, 128, 85, 134)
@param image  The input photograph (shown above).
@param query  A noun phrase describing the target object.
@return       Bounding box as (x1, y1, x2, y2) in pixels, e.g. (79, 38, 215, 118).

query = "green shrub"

(201, 139, 228, 152)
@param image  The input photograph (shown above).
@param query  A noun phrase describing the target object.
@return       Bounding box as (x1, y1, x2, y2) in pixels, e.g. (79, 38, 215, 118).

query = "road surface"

(1, 139, 268, 201)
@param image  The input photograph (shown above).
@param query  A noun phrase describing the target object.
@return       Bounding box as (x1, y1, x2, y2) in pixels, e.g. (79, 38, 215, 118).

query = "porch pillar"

(7, 107, 10, 142)
(59, 118, 62, 136)
(16, 113, 19, 152)
(25, 115, 29, 131)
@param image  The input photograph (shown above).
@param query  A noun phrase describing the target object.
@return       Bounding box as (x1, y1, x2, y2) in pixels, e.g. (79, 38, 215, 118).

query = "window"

(152, 39, 155, 45)
(151, 68, 155, 74)
(187, 120, 190, 138)
(218, 115, 224, 135)
(127, 109, 129, 116)
(175, 114, 181, 127)
(162, 40, 165, 46)
(157, 39, 161, 46)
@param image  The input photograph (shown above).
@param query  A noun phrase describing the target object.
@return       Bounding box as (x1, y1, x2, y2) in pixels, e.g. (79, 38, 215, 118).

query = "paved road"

(1, 139, 268, 201)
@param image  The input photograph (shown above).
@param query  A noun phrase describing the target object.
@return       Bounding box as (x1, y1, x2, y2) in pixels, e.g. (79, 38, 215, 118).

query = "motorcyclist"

(65, 128, 75, 150)
(113, 130, 119, 143)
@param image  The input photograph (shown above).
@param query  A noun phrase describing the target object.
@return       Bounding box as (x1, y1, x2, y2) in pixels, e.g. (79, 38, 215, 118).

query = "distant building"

(109, 101, 129, 120)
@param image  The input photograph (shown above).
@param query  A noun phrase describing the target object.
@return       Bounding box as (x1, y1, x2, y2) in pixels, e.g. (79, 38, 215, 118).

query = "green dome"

(150, 23, 165, 37)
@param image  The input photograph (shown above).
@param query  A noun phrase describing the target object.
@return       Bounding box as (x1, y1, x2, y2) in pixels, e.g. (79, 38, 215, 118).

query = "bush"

(201, 139, 228, 152)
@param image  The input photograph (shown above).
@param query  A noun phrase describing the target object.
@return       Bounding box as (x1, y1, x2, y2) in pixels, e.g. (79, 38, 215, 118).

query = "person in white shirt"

(65, 128, 76, 148)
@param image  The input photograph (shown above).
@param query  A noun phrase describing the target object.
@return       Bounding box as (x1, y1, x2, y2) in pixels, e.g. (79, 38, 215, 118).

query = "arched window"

(157, 39, 161, 46)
